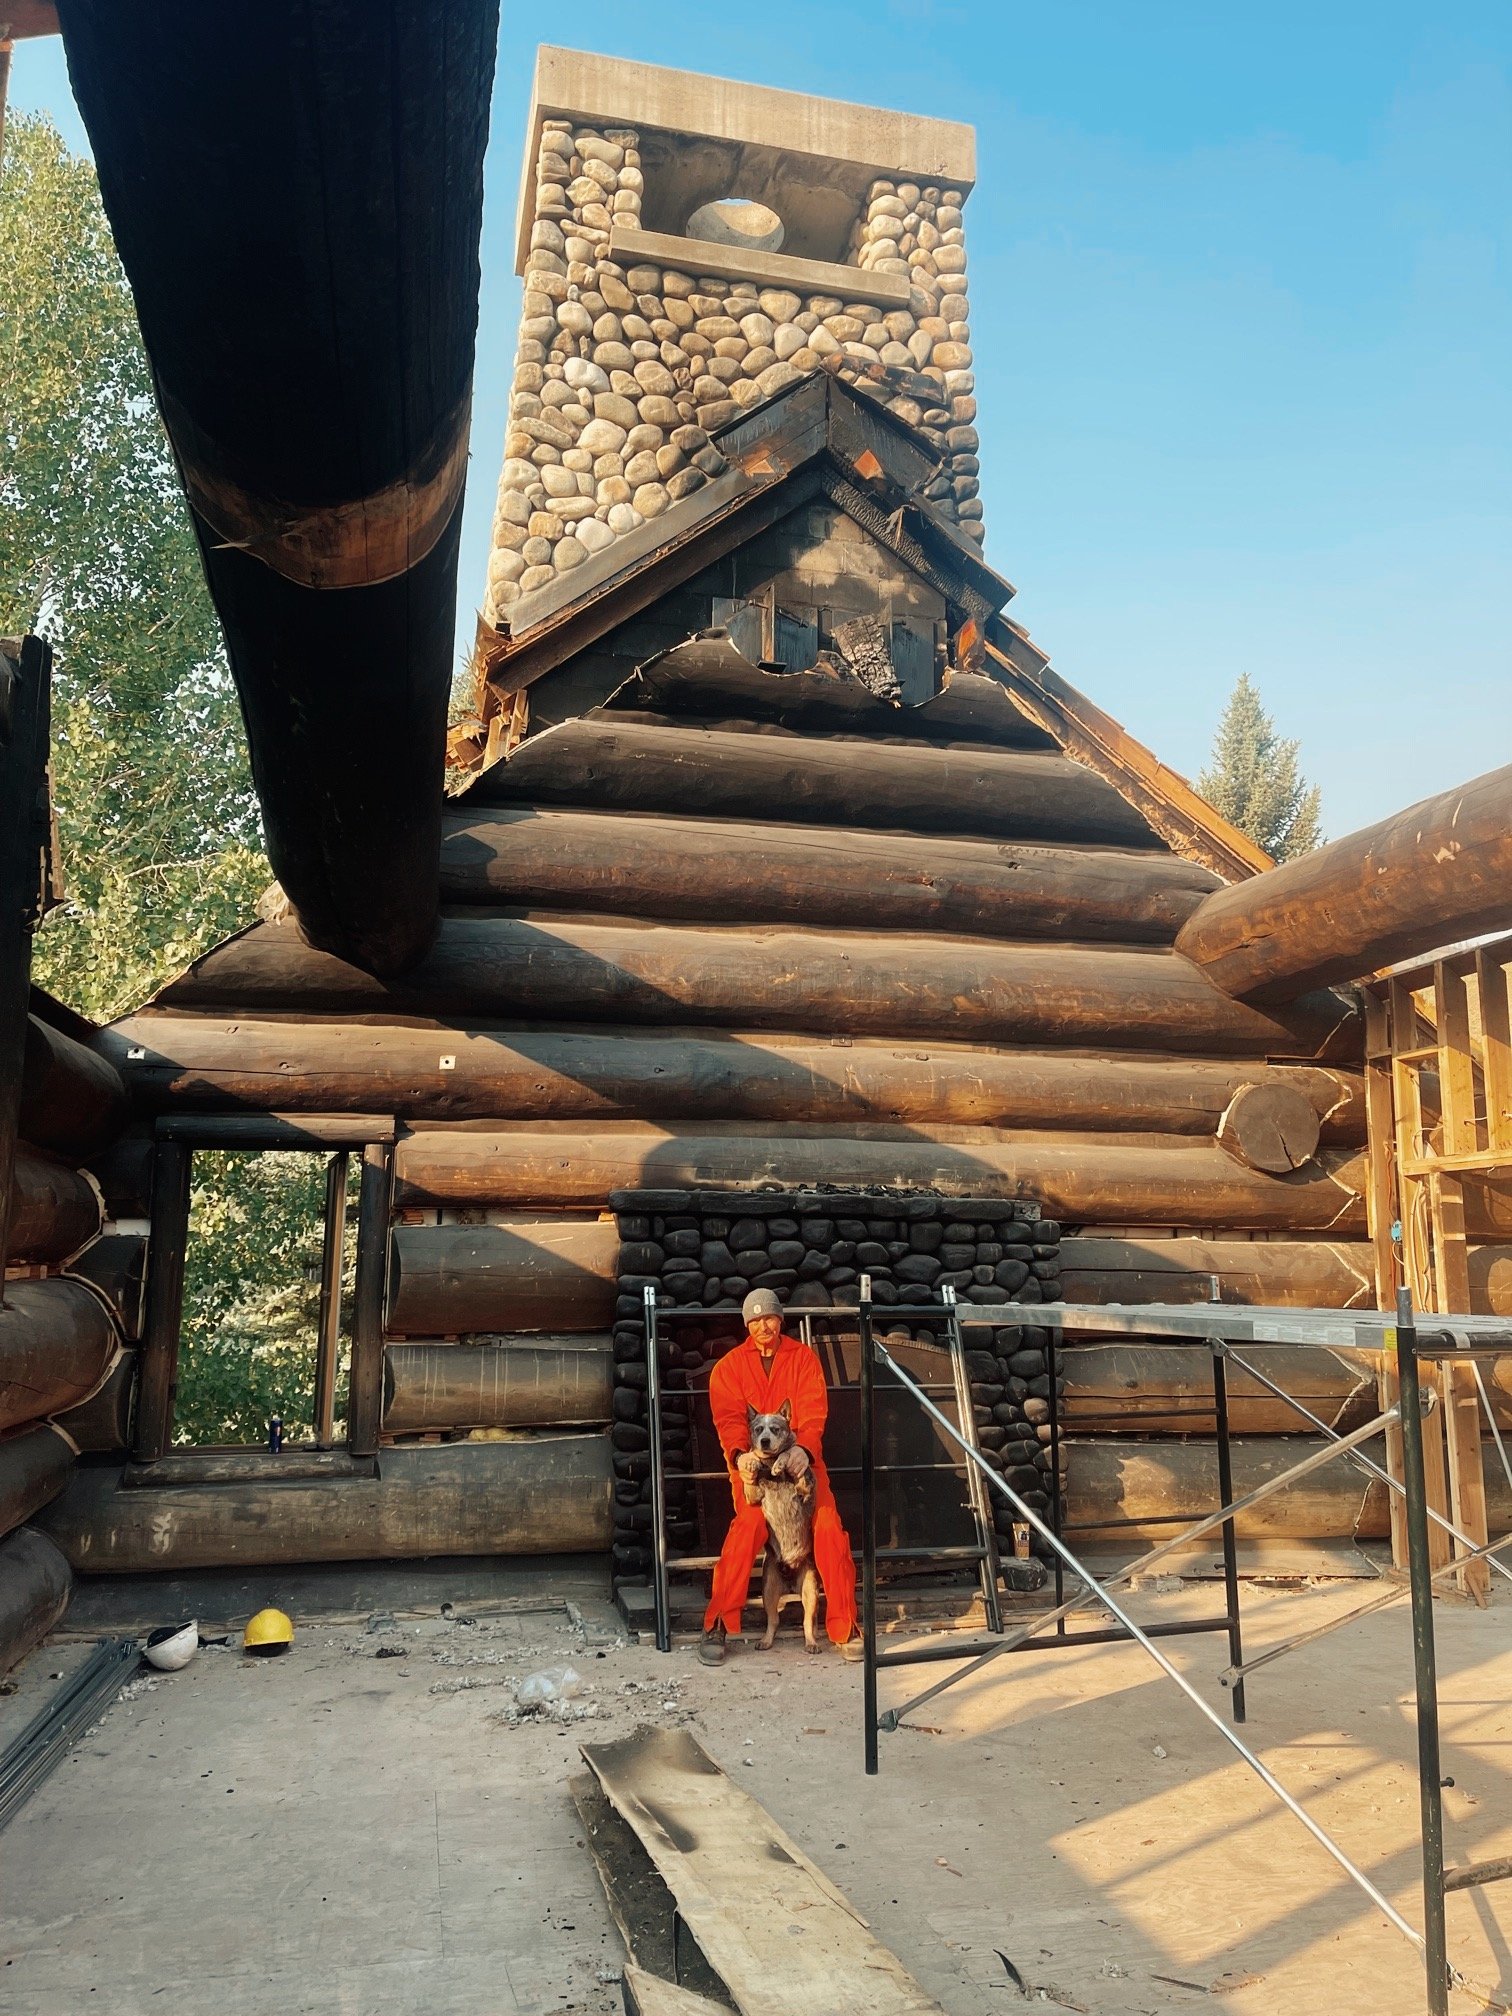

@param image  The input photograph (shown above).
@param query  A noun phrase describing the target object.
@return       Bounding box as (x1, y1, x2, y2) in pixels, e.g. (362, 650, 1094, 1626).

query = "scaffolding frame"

(856, 1283, 1512, 2016)
(640, 1288, 1004, 1654)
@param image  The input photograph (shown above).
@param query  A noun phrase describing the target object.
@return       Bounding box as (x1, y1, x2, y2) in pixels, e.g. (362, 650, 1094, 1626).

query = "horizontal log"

(1063, 1340, 1512, 1435)
(7, 1146, 102, 1266)
(0, 1526, 72, 1677)
(1175, 760, 1512, 1001)
(153, 917, 1359, 1059)
(54, 1351, 136, 1454)
(0, 1426, 75, 1542)
(439, 807, 1219, 944)
(1060, 1236, 1374, 1309)
(392, 1125, 1371, 1231)
(155, 1112, 395, 1147)
(1061, 1345, 1363, 1435)
(1067, 1436, 1512, 1544)
(106, 1015, 1366, 1142)
(122, 1448, 375, 1487)
(20, 1015, 127, 1161)
(622, 651, 1062, 750)
(384, 1339, 612, 1435)
(387, 1221, 617, 1336)
(36, 1436, 613, 1572)
(0, 1278, 120, 1434)
(464, 716, 1167, 850)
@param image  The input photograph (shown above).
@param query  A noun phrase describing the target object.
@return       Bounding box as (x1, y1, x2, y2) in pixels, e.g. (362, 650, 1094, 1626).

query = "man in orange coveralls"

(699, 1288, 858, 1665)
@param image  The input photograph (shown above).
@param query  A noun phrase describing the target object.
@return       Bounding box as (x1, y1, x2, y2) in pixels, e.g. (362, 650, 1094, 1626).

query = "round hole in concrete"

(685, 197, 785, 253)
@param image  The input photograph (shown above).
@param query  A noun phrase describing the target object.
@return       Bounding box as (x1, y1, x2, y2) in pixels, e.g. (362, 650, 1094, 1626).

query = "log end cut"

(1216, 1081, 1322, 1173)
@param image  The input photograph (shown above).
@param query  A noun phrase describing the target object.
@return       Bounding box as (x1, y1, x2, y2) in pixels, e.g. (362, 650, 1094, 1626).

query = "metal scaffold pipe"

(867, 1336, 1426, 1952)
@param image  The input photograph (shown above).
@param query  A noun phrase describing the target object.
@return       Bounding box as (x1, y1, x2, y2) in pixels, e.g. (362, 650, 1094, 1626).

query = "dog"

(737, 1401, 821, 1653)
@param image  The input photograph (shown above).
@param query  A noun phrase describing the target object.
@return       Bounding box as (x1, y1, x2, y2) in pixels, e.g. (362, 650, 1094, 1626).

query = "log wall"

(1068, 1437, 1512, 1545)
(383, 1339, 612, 1436)
(107, 1017, 1364, 1141)
(37, 1438, 613, 1573)
(388, 1126, 1374, 1231)
(153, 916, 1359, 1058)
(0, 1527, 72, 1677)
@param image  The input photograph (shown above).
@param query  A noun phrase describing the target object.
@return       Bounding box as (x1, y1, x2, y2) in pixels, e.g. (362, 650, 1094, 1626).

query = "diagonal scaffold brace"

(863, 1332, 1427, 1951)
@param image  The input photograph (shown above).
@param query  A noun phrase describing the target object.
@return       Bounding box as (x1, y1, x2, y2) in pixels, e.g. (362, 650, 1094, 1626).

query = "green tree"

(1198, 674, 1324, 862)
(1, 115, 320, 1443)
(0, 112, 267, 1020)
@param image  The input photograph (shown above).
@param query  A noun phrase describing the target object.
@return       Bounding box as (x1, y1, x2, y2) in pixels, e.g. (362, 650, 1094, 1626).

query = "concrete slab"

(5, 1568, 1512, 2013)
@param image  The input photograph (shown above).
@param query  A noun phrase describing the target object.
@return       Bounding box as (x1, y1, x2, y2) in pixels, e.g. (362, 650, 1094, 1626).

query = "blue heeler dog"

(738, 1400, 821, 1652)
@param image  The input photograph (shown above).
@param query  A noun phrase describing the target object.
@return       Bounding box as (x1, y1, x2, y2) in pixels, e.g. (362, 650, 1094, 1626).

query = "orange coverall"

(702, 1331, 857, 1645)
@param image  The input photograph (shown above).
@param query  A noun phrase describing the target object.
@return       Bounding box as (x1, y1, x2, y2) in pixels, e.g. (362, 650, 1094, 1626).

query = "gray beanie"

(742, 1287, 783, 1325)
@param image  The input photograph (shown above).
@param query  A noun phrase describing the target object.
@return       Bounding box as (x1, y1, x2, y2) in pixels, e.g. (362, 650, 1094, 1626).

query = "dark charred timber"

(0, 1426, 74, 1541)
(18, 1015, 126, 1162)
(383, 1339, 613, 1436)
(348, 1142, 395, 1460)
(1060, 1236, 1375, 1310)
(153, 918, 1360, 1060)
(616, 651, 1061, 749)
(154, 1112, 395, 1150)
(57, 2, 498, 975)
(131, 1141, 191, 1465)
(439, 807, 1218, 943)
(0, 1527, 72, 1676)
(0, 637, 52, 1277)
(1061, 1346, 1366, 1436)
(7, 1147, 101, 1267)
(65, 1235, 148, 1341)
(466, 716, 1165, 849)
(83, 1133, 154, 1222)
(387, 1221, 617, 1337)
(0, 1279, 120, 1434)
(55, 1352, 136, 1454)
(391, 1126, 1373, 1232)
(106, 1015, 1365, 1142)
(37, 1437, 613, 1573)
(1176, 760, 1512, 1002)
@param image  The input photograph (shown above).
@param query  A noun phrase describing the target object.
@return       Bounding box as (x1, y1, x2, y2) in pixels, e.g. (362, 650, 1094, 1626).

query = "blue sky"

(12, 4, 1510, 833)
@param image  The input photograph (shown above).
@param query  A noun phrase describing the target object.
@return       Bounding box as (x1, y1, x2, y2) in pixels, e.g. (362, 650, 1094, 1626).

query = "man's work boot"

(698, 1623, 727, 1666)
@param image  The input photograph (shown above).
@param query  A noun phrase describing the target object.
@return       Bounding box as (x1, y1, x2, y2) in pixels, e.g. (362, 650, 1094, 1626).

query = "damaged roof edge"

(986, 623, 1272, 884)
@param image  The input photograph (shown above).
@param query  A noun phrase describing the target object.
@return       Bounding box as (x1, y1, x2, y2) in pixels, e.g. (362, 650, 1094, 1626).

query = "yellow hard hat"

(243, 1607, 294, 1655)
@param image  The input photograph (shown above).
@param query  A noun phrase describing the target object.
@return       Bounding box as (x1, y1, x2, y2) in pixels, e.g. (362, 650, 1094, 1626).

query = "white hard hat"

(143, 1621, 198, 1672)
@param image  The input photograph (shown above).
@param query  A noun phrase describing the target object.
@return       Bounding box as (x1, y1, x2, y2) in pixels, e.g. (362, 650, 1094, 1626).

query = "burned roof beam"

(56, 0, 498, 975)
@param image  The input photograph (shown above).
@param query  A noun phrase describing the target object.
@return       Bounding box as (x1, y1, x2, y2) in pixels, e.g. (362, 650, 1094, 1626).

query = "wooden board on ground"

(622, 1964, 730, 2014)
(569, 1772, 734, 2008)
(581, 1725, 947, 2016)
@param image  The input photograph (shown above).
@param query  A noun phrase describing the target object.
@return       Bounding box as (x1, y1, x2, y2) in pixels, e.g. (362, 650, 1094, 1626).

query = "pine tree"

(1198, 674, 1323, 863)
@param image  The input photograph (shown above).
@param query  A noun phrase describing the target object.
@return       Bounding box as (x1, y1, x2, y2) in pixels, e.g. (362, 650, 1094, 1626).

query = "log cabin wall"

(0, 998, 134, 1668)
(48, 58, 1512, 1584)
(77, 379, 1408, 1577)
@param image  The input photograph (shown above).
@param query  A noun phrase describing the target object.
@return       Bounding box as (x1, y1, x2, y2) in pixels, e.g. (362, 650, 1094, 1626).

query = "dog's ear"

(778, 1398, 792, 1422)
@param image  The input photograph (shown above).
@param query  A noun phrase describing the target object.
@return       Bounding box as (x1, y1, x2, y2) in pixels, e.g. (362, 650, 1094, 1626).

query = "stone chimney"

(483, 47, 979, 632)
